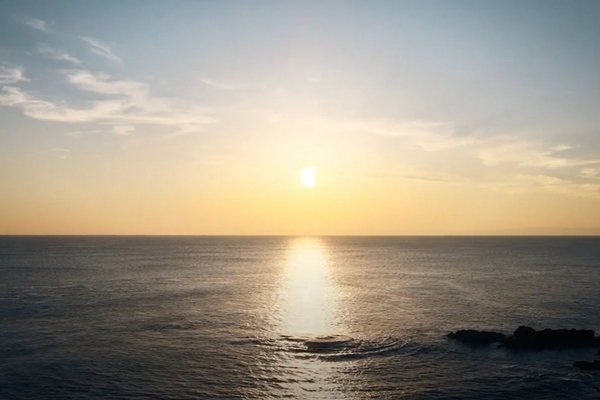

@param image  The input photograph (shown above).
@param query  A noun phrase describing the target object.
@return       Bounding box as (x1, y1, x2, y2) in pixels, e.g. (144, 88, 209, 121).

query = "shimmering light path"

(266, 238, 349, 398)
(277, 238, 342, 337)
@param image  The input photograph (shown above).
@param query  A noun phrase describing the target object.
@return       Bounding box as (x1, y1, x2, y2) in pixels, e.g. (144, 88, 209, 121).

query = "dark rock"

(447, 326, 600, 351)
(504, 326, 596, 350)
(447, 329, 506, 345)
(574, 360, 600, 371)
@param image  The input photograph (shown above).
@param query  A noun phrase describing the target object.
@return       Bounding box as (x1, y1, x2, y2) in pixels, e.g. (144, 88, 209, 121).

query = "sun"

(300, 167, 316, 188)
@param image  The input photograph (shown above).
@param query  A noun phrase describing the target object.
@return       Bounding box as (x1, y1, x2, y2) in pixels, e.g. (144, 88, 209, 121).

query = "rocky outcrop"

(573, 360, 600, 371)
(447, 329, 506, 345)
(503, 326, 597, 350)
(448, 326, 599, 350)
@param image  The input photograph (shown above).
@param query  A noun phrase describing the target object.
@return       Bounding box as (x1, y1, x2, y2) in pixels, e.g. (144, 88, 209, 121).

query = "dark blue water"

(1, 236, 600, 399)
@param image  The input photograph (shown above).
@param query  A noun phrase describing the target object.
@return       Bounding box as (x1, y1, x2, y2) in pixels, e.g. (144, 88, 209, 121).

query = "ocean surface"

(1, 236, 600, 399)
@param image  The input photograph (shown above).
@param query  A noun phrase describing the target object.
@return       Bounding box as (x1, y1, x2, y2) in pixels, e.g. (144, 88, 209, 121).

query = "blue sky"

(2, 0, 600, 234)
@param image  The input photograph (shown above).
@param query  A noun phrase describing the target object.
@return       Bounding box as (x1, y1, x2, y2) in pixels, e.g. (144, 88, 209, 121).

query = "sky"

(1, 0, 600, 235)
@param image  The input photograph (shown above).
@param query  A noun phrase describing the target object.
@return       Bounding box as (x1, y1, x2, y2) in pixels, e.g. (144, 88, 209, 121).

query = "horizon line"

(2, 234, 600, 237)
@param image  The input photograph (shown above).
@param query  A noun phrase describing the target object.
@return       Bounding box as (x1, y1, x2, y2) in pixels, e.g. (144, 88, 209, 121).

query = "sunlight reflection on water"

(267, 237, 349, 398)
(276, 237, 343, 337)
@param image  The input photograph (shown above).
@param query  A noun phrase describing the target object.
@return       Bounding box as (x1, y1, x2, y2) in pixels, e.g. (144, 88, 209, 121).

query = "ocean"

(1, 236, 600, 399)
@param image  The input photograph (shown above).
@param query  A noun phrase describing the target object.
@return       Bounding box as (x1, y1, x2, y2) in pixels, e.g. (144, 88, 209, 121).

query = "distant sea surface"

(2, 236, 600, 399)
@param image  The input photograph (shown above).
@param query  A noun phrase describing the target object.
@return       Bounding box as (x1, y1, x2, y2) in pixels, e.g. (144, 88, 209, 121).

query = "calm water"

(1, 236, 600, 399)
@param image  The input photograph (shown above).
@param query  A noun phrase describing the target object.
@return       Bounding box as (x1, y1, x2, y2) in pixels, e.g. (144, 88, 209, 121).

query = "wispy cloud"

(475, 138, 598, 169)
(66, 70, 145, 96)
(316, 116, 600, 199)
(38, 45, 81, 65)
(80, 37, 121, 64)
(0, 65, 29, 84)
(53, 148, 69, 159)
(326, 119, 477, 151)
(326, 118, 600, 170)
(580, 168, 600, 179)
(0, 69, 216, 136)
(484, 173, 600, 198)
(112, 125, 135, 136)
(25, 18, 52, 33)
(199, 77, 265, 90)
(366, 166, 468, 183)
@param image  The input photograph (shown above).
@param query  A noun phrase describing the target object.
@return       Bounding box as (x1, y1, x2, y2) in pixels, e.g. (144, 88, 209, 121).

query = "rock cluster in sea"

(448, 325, 599, 349)
(573, 360, 600, 370)
(447, 325, 600, 371)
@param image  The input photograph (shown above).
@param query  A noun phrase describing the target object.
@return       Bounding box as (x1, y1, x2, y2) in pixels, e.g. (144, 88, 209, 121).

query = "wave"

(233, 334, 443, 362)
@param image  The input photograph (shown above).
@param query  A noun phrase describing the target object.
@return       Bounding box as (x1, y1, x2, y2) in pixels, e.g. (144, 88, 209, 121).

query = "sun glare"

(277, 238, 339, 336)
(300, 167, 316, 188)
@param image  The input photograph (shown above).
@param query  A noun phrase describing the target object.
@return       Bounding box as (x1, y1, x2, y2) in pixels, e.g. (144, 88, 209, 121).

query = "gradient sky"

(2, 0, 600, 235)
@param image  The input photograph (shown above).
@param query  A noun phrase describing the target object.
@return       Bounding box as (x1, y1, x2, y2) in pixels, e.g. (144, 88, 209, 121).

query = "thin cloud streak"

(80, 37, 121, 64)
(483, 173, 600, 199)
(326, 119, 477, 151)
(199, 77, 265, 90)
(38, 46, 81, 65)
(53, 148, 69, 159)
(112, 125, 135, 136)
(25, 18, 52, 33)
(475, 139, 600, 169)
(65, 70, 146, 97)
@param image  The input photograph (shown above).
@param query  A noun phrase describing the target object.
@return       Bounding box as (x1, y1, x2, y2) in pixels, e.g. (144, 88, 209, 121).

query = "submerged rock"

(503, 326, 597, 350)
(447, 329, 506, 345)
(304, 335, 353, 351)
(574, 360, 600, 371)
